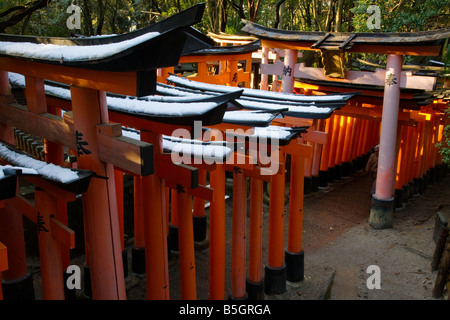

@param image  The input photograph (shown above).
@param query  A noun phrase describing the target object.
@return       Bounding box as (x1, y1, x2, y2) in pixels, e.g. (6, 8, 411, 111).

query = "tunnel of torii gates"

(206, 21, 450, 230)
(0, 2, 449, 301)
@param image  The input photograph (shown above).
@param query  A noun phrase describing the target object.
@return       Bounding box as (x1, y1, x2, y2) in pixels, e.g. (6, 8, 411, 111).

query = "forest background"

(1, 0, 448, 39)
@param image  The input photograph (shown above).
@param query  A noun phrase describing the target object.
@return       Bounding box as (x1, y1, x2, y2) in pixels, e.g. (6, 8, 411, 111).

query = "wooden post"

(140, 130, 170, 300)
(169, 188, 180, 252)
(230, 167, 247, 299)
(70, 86, 126, 299)
(132, 176, 146, 275)
(370, 54, 403, 229)
(35, 189, 65, 300)
(193, 169, 207, 243)
(247, 177, 264, 299)
(286, 154, 305, 282)
(265, 150, 286, 295)
(260, 47, 269, 90)
(177, 187, 197, 300)
(281, 49, 297, 93)
(0, 241, 7, 300)
(209, 163, 226, 300)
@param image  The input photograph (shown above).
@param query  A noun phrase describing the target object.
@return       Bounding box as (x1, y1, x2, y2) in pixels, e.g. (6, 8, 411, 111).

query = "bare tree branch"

(0, 0, 52, 33)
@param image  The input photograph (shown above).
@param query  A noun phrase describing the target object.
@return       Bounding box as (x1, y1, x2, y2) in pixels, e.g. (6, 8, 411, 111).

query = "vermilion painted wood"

(287, 154, 305, 254)
(133, 176, 145, 249)
(209, 163, 226, 300)
(140, 130, 170, 300)
(231, 169, 247, 299)
(70, 86, 126, 300)
(248, 177, 263, 284)
(0, 242, 7, 300)
(177, 189, 197, 300)
(193, 169, 207, 218)
(35, 189, 65, 300)
(267, 151, 286, 268)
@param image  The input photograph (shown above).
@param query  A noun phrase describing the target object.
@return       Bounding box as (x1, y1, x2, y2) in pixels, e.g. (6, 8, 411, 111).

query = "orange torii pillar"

(34, 189, 66, 300)
(311, 119, 326, 191)
(230, 166, 247, 300)
(246, 176, 264, 300)
(140, 130, 170, 300)
(369, 54, 403, 229)
(114, 169, 127, 277)
(176, 185, 197, 300)
(44, 104, 76, 299)
(209, 163, 226, 300)
(132, 176, 146, 275)
(264, 149, 286, 295)
(169, 188, 180, 252)
(0, 241, 7, 300)
(319, 116, 334, 188)
(193, 169, 207, 243)
(0, 71, 35, 300)
(70, 86, 126, 299)
(340, 116, 354, 178)
(327, 114, 340, 182)
(394, 125, 409, 210)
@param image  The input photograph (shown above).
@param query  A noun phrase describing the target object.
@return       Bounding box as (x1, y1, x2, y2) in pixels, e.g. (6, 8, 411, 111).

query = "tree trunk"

(219, 0, 228, 33)
(312, 0, 324, 31)
(335, 0, 344, 32)
(273, 0, 286, 29)
(229, 0, 246, 21)
(248, 0, 261, 22)
(82, 0, 95, 36)
(96, 0, 105, 35)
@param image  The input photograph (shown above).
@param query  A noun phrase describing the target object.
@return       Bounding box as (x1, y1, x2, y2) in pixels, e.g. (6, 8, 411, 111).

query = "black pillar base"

(304, 176, 312, 195)
(401, 184, 409, 203)
(369, 196, 395, 229)
(311, 175, 319, 192)
(83, 264, 92, 299)
(246, 279, 264, 300)
(417, 177, 425, 195)
(285, 250, 304, 282)
(327, 167, 335, 183)
(169, 224, 179, 252)
(408, 181, 414, 199)
(193, 215, 207, 243)
(334, 164, 343, 181)
(2, 273, 35, 300)
(342, 161, 352, 178)
(131, 246, 146, 275)
(318, 170, 328, 188)
(264, 264, 286, 295)
(394, 189, 404, 210)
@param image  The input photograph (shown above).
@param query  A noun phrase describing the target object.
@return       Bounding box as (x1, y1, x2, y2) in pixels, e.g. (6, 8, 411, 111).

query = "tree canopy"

(0, 0, 448, 38)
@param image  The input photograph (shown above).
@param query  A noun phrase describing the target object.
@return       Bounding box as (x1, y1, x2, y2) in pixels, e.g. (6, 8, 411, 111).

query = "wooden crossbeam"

(0, 102, 154, 176)
(0, 57, 156, 97)
(282, 141, 314, 158)
(97, 124, 154, 176)
(10, 195, 74, 248)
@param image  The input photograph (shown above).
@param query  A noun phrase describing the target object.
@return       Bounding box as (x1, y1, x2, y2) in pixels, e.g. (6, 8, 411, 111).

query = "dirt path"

(25, 166, 450, 300)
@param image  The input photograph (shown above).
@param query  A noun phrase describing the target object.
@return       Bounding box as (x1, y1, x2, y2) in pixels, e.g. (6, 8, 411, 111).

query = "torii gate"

(241, 21, 450, 229)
